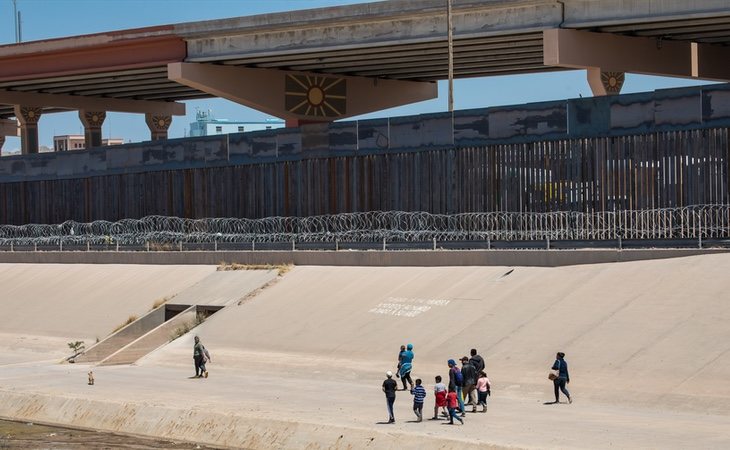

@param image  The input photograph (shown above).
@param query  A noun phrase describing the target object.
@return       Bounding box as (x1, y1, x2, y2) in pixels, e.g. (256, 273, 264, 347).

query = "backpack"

(454, 367, 463, 385)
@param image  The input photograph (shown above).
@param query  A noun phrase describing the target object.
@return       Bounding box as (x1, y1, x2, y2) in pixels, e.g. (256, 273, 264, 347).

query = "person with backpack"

(550, 352, 571, 404)
(447, 359, 465, 415)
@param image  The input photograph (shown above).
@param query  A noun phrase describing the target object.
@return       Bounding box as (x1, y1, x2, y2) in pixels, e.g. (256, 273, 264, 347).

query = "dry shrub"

(111, 315, 138, 334)
(217, 262, 293, 275)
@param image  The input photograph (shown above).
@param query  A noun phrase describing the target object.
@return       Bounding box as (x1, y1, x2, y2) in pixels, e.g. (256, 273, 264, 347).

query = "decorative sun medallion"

(148, 115, 172, 131)
(17, 106, 42, 124)
(83, 111, 106, 127)
(601, 72, 625, 94)
(285, 74, 346, 118)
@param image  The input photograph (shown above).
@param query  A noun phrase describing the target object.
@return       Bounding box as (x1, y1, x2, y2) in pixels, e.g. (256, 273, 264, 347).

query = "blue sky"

(0, 0, 714, 151)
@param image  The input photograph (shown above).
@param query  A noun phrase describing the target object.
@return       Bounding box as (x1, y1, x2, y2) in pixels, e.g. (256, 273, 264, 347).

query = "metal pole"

(34, 242, 37, 252)
(382, 238, 386, 251)
(433, 237, 436, 251)
(10, 242, 13, 252)
(13, 0, 18, 43)
(446, 0, 454, 112)
(86, 241, 90, 252)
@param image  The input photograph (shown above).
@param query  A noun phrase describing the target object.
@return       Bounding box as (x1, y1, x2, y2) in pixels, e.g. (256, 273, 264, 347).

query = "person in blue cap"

(447, 358, 465, 415)
(399, 344, 415, 390)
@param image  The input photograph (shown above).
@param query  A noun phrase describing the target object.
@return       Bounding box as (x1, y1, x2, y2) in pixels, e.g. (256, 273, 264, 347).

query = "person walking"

(432, 375, 448, 419)
(447, 359, 465, 415)
(446, 387, 464, 425)
(396, 344, 406, 381)
(476, 371, 491, 412)
(469, 348, 485, 374)
(410, 378, 427, 422)
(551, 352, 572, 404)
(399, 344, 415, 391)
(382, 371, 398, 423)
(460, 356, 478, 413)
(192, 336, 209, 378)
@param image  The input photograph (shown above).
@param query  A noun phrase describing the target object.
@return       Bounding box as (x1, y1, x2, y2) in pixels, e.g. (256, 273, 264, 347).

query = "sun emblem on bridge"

(285, 74, 346, 118)
(601, 72, 625, 94)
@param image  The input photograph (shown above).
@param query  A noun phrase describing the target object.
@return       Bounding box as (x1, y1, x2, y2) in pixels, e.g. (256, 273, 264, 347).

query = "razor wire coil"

(0, 205, 729, 246)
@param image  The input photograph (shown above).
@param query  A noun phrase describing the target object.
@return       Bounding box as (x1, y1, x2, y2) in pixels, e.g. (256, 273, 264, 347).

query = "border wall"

(1, 84, 730, 225)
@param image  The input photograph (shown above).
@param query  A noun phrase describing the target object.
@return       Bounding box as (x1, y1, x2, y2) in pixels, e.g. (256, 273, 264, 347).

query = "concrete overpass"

(1, 0, 730, 153)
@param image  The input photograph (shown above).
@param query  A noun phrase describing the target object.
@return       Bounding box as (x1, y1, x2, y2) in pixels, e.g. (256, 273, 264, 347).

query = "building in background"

(53, 135, 124, 152)
(189, 109, 285, 137)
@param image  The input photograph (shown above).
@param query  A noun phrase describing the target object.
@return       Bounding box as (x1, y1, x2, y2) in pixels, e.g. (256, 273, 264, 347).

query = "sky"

(0, 0, 716, 152)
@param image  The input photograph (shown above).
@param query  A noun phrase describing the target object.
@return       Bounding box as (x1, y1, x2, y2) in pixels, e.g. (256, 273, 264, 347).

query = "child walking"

(476, 371, 491, 412)
(446, 388, 464, 425)
(432, 375, 448, 419)
(410, 378, 427, 422)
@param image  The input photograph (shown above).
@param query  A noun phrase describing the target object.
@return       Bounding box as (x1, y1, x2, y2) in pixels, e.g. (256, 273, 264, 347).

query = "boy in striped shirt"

(410, 378, 427, 422)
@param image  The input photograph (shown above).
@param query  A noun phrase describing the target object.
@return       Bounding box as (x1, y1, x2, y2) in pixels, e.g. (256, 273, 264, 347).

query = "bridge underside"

(1, 0, 730, 152)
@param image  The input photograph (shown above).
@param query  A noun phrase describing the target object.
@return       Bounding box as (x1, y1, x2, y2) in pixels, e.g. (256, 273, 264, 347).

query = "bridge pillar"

(0, 135, 4, 153)
(587, 69, 625, 96)
(145, 114, 172, 141)
(168, 63, 437, 123)
(79, 110, 106, 149)
(14, 106, 42, 155)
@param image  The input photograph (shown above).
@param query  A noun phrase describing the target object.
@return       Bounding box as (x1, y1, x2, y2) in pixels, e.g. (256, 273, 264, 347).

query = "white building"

(189, 110, 285, 137)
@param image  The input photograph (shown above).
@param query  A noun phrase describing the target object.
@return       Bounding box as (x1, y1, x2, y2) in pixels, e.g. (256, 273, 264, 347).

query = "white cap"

(386, 370, 393, 377)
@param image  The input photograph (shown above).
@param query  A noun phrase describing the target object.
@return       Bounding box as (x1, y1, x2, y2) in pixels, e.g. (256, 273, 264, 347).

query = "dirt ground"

(0, 419, 218, 449)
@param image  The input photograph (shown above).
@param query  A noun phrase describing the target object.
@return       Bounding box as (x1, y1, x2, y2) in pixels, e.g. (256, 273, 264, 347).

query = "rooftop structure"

(188, 110, 284, 137)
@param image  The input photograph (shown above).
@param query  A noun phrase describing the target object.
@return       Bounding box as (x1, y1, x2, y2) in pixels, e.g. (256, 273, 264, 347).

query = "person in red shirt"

(446, 388, 464, 425)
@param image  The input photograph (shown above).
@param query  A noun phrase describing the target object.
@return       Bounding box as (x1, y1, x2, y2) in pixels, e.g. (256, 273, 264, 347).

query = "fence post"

(335, 239, 339, 251)
(292, 239, 296, 251)
(60, 239, 63, 252)
(382, 238, 386, 251)
(618, 235, 622, 251)
(214, 240, 218, 252)
(487, 236, 491, 250)
(10, 242, 13, 252)
(698, 234, 702, 249)
(546, 237, 550, 250)
(86, 241, 90, 252)
(433, 237, 436, 251)
(116, 241, 119, 252)
(34, 242, 37, 252)
(252, 241, 255, 251)
(179, 241, 183, 252)
(146, 241, 150, 252)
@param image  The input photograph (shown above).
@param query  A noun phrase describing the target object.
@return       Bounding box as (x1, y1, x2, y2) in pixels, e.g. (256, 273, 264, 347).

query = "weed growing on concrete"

(111, 315, 138, 334)
(150, 296, 171, 311)
(149, 242, 174, 251)
(217, 262, 293, 275)
(169, 313, 205, 342)
(67, 341, 85, 357)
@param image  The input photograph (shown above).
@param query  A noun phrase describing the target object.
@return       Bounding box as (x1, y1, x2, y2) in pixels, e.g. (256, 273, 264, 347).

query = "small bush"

(169, 313, 204, 342)
(217, 262, 293, 275)
(111, 315, 138, 334)
(67, 341, 85, 355)
(150, 296, 170, 311)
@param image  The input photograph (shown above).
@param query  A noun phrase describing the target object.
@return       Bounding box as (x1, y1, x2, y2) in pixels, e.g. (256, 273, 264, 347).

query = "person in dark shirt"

(382, 371, 398, 423)
(551, 352, 572, 404)
(460, 356, 478, 413)
(447, 359, 465, 415)
(469, 348, 485, 373)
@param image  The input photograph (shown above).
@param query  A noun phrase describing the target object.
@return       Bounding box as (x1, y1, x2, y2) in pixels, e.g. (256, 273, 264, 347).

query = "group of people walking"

(383, 346, 572, 424)
(383, 345, 491, 425)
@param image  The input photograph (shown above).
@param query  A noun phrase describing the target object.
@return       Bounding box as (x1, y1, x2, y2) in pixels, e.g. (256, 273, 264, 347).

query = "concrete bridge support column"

(14, 106, 42, 155)
(79, 110, 106, 149)
(0, 135, 5, 153)
(587, 69, 625, 96)
(145, 114, 172, 141)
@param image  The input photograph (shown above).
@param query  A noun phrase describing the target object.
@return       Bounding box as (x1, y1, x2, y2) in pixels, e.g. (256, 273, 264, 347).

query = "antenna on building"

(17, 10, 22, 42)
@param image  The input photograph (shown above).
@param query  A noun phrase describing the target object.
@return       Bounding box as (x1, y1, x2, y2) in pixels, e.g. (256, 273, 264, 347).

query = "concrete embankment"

(1, 254, 729, 448)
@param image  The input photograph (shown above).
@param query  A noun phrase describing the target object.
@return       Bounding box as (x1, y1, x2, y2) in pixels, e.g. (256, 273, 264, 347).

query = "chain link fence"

(0, 205, 729, 247)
